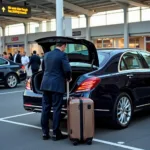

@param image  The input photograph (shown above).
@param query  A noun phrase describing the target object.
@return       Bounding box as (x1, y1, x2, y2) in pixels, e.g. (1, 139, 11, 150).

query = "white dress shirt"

(21, 55, 29, 66)
(14, 54, 17, 62)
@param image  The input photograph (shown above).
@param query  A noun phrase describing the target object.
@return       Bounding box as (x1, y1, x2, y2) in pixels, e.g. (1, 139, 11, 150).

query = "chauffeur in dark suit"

(40, 43, 72, 141)
(13, 50, 21, 64)
(28, 50, 41, 74)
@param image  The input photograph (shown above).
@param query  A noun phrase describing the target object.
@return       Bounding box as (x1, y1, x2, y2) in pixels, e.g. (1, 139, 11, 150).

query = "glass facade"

(6, 42, 43, 56)
(28, 42, 43, 55)
(146, 37, 150, 52)
(7, 44, 24, 54)
(93, 37, 145, 49)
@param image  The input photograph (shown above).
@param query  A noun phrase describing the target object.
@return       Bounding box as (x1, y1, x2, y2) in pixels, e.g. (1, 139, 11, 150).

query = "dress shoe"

(52, 133, 68, 141)
(42, 134, 50, 140)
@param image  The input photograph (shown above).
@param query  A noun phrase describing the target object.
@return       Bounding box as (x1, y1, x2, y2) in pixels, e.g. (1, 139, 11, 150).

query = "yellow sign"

(8, 6, 29, 15)
(0, 4, 31, 18)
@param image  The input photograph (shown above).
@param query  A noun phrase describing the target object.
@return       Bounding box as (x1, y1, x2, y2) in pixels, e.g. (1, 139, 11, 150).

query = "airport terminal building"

(1, 1, 150, 56)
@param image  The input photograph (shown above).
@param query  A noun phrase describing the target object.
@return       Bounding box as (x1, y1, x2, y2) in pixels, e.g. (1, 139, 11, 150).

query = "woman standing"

(3, 52, 9, 59)
(8, 53, 13, 61)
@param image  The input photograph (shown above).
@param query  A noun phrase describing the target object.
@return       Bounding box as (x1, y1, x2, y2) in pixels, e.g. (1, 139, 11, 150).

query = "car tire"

(5, 74, 18, 88)
(112, 92, 133, 129)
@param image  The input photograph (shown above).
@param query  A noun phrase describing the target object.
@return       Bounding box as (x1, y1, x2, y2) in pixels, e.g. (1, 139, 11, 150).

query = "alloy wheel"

(117, 96, 132, 126)
(7, 75, 17, 88)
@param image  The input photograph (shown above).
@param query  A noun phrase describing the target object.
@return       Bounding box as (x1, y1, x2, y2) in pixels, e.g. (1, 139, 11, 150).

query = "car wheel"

(112, 92, 133, 129)
(5, 74, 18, 88)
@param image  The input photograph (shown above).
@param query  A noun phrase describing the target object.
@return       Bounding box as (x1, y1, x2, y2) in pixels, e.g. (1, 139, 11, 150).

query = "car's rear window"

(50, 44, 88, 54)
(69, 51, 109, 68)
(49, 47, 109, 68)
(97, 52, 110, 67)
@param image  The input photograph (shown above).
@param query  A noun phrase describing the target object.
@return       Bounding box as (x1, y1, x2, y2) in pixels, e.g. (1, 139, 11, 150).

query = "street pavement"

(0, 83, 150, 150)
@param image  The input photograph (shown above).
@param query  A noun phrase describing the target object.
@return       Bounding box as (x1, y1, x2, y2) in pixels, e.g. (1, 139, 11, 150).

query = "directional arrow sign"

(2, 7, 6, 12)
(0, 4, 31, 18)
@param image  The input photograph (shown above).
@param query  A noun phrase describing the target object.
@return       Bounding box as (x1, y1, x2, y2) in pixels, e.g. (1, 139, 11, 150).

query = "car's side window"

(140, 51, 150, 68)
(0, 58, 8, 65)
(120, 60, 127, 70)
(120, 52, 143, 70)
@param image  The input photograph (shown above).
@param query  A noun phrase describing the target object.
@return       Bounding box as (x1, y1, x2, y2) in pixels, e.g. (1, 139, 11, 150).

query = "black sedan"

(0, 57, 27, 88)
(23, 36, 150, 129)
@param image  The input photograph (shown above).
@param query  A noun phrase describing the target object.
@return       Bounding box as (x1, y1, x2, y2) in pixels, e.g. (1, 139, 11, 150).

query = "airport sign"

(0, 4, 31, 18)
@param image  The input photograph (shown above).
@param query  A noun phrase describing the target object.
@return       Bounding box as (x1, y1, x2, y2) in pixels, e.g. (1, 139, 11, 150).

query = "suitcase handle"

(67, 81, 69, 101)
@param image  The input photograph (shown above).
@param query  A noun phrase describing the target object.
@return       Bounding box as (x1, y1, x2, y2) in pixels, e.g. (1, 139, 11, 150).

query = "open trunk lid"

(35, 36, 99, 67)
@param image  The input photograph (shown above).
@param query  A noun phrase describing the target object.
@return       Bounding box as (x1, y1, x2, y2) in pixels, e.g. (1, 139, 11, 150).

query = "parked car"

(23, 36, 150, 129)
(0, 57, 27, 88)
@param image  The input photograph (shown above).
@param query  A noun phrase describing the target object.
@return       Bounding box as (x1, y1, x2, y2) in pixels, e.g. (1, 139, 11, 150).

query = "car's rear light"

(24, 103, 32, 107)
(20, 65, 26, 73)
(21, 65, 25, 70)
(26, 78, 32, 90)
(75, 77, 101, 92)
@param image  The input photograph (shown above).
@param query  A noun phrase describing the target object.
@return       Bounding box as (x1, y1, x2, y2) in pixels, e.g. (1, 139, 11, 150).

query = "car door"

(0, 58, 9, 83)
(138, 51, 150, 106)
(120, 51, 148, 106)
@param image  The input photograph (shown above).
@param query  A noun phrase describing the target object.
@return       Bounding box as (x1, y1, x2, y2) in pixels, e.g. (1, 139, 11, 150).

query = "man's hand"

(67, 78, 72, 83)
(69, 78, 72, 82)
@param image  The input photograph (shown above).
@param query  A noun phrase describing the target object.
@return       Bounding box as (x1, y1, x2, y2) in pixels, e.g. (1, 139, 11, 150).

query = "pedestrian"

(40, 43, 72, 141)
(28, 50, 41, 74)
(8, 53, 13, 61)
(21, 52, 30, 77)
(13, 50, 21, 63)
(3, 52, 9, 59)
(41, 53, 44, 59)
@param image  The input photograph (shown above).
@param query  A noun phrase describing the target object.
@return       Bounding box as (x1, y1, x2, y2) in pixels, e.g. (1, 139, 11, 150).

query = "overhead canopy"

(0, 0, 150, 26)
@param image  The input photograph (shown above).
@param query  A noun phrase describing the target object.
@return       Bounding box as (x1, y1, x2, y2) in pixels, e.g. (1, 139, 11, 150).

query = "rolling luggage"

(67, 82, 95, 145)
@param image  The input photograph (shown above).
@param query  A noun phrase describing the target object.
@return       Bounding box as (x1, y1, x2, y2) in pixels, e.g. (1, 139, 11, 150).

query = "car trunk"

(33, 66, 96, 94)
(32, 36, 99, 94)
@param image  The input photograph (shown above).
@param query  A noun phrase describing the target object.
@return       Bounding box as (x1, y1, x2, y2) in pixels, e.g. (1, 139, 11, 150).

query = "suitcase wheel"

(73, 140, 79, 146)
(86, 139, 92, 145)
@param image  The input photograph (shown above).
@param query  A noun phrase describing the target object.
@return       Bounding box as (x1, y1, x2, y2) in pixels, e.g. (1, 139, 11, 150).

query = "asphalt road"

(0, 83, 150, 150)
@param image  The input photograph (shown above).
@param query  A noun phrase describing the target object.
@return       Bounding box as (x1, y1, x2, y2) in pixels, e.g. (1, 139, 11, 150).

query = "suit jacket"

(13, 54, 21, 63)
(40, 49, 72, 93)
(28, 54, 41, 70)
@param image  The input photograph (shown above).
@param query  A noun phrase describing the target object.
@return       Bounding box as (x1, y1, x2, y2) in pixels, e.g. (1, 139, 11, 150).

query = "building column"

(56, 0, 64, 36)
(117, 2, 129, 48)
(0, 27, 2, 54)
(114, 38, 119, 48)
(112, 39, 115, 48)
(85, 15, 91, 41)
(140, 7, 142, 22)
(39, 22, 42, 32)
(123, 5, 129, 48)
(24, 23, 29, 56)
(102, 39, 104, 48)
(144, 36, 146, 51)
(64, 17, 72, 37)
(2, 27, 5, 53)
(46, 21, 51, 32)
